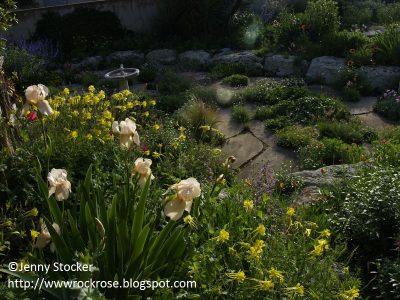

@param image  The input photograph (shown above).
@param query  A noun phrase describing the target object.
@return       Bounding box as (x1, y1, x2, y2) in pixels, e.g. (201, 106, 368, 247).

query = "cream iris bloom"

(48, 168, 71, 201)
(164, 178, 201, 221)
(34, 223, 60, 252)
(22, 84, 53, 116)
(112, 118, 140, 149)
(133, 158, 155, 187)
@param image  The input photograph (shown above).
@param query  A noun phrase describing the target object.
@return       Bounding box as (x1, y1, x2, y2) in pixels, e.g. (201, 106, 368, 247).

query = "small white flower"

(48, 168, 71, 201)
(112, 118, 140, 149)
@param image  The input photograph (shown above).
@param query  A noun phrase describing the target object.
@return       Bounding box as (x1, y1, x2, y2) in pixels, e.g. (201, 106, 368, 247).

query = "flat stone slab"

(239, 144, 295, 179)
(248, 120, 275, 145)
(347, 96, 377, 115)
(222, 133, 263, 168)
(216, 108, 244, 138)
(357, 112, 394, 131)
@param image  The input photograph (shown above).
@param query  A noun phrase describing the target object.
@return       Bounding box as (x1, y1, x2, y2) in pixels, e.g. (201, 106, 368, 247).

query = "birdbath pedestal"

(104, 64, 140, 91)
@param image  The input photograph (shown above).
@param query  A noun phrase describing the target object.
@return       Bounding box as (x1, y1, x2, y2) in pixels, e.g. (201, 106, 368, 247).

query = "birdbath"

(104, 64, 140, 91)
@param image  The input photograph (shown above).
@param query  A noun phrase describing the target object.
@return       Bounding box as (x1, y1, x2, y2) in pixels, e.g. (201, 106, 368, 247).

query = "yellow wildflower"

(243, 199, 254, 210)
(144, 150, 150, 156)
(153, 124, 160, 130)
(142, 101, 147, 108)
(126, 102, 134, 109)
(85, 133, 93, 141)
(71, 110, 79, 117)
(30, 229, 40, 241)
(88, 85, 95, 93)
(268, 267, 284, 283)
(152, 151, 161, 159)
(256, 224, 266, 236)
(178, 134, 186, 142)
(149, 99, 156, 106)
(339, 287, 360, 299)
(84, 112, 92, 120)
(217, 229, 230, 243)
(25, 207, 38, 217)
(98, 90, 106, 100)
(212, 148, 222, 156)
(102, 110, 112, 119)
(255, 279, 274, 290)
(285, 283, 304, 296)
(69, 131, 78, 139)
(183, 215, 196, 228)
(226, 271, 246, 282)
(310, 239, 329, 256)
(320, 229, 331, 238)
(286, 207, 295, 217)
(143, 111, 149, 117)
(305, 228, 312, 236)
(52, 110, 60, 119)
(63, 88, 70, 95)
(200, 125, 211, 131)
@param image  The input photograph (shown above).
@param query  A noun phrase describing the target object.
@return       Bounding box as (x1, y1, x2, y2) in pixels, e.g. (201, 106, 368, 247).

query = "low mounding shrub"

(322, 30, 370, 58)
(157, 71, 192, 95)
(210, 63, 260, 79)
(374, 89, 400, 121)
(276, 125, 318, 149)
(298, 138, 365, 169)
(334, 68, 372, 101)
(222, 74, 249, 87)
(157, 94, 187, 113)
(330, 167, 400, 261)
(231, 105, 251, 124)
(236, 78, 308, 105)
(317, 120, 376, 144)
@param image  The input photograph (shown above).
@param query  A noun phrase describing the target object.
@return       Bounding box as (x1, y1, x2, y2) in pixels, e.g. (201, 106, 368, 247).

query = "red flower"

(27, 111, 38, 122)
(140, 144, 149, 152)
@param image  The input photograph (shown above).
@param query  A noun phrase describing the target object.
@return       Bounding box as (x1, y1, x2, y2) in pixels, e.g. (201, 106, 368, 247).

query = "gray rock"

(211, 50, 264, 75)
(222, 133, 263, 168)
(347, 96, 377, 115)
(106, 50, 144, 67)
(178, 50, 211, 68)
(306, 56, 346, 85)
(358, 65, 400, 91)
(0, 56, 3, 69)
(264, 54, 307, 77)
(292, 164, 360, 205)
(216, 108, 244, 138)
(146, 49, 177, 65)
(71, 56, 102, 71)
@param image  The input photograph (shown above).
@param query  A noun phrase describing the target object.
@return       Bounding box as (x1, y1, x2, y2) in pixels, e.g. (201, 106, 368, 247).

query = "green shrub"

(299, 138, 365, 169)
(377, 2, 400, 24)
(317, 120, 376, 144)
(210, 63, 256, 79)
(341, 2, 374, 27)
(373, 25, 400, 66)
(222, 74, 249, 87)
(231, 105, 251, 124)
(265, 116, 292, 130)
(236, 78, 309, 105)
(370, 258, 400, 299)
(334, 68, 372, 99)
(34, 9, 124, 58)
(276, 125, 318, 149)
(157, 71, 192, 95)
(322, 30, 370, 58)
(330, 167, 400, 261)
(348, 45, 374, 66)
(157, 94, 187, 113)
(374, 89, 400, 121)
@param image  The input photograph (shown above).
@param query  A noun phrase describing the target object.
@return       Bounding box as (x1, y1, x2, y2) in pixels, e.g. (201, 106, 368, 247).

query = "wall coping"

(15, 0, 118, 13)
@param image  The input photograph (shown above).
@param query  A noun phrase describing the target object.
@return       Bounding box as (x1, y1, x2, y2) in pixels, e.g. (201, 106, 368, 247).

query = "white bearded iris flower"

(48, 168, 71, 201)
(22, 84, 53, 116)
(112, 118, 140, 149)
(34, 222, 61, 252)
(132, 158, 155, 187)
(164, 178, 201, 221)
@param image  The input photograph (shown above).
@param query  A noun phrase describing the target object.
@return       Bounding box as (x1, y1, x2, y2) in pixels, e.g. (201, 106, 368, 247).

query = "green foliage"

(222, 74, 249, 87)
(157, 71, 192, 95)
(323, 30, 370, 58)
(231, 105, 251, 124)
(329, 166, 400, 261)
(317, 120, 376, 144)
(334, 68, 372, 100)
(236, 78, 308, 105)
(370, 258, 400, 299)
(341, 1, 374, 27)
(3, 46, 45, 89)
(374, 89, 400, 121)
(34, 9, 124, 58)
(157, 94, 187, 113)
(377, 2, 400, 24)
(276, 125, 318, 149)
(298, 138, 365, 169)
(348, 45, 375, 66)
(210, 63, 258, 79)
(373, 25, 400, 65)
(0, 0, 17, 34)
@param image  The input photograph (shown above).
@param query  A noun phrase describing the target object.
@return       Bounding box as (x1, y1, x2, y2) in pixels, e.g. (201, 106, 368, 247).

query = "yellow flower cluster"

(248, 239, 265, 258)
(339, 287, 360, 299)
(310, 239, 329, 256)
(217, 229, 230, 243)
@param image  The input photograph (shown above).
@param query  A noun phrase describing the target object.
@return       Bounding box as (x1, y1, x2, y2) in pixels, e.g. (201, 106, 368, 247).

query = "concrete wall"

(8, 0, 159, 40)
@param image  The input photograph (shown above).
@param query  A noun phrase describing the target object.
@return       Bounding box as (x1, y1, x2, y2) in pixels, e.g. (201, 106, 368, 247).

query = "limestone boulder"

(306, 56, 346, 85)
